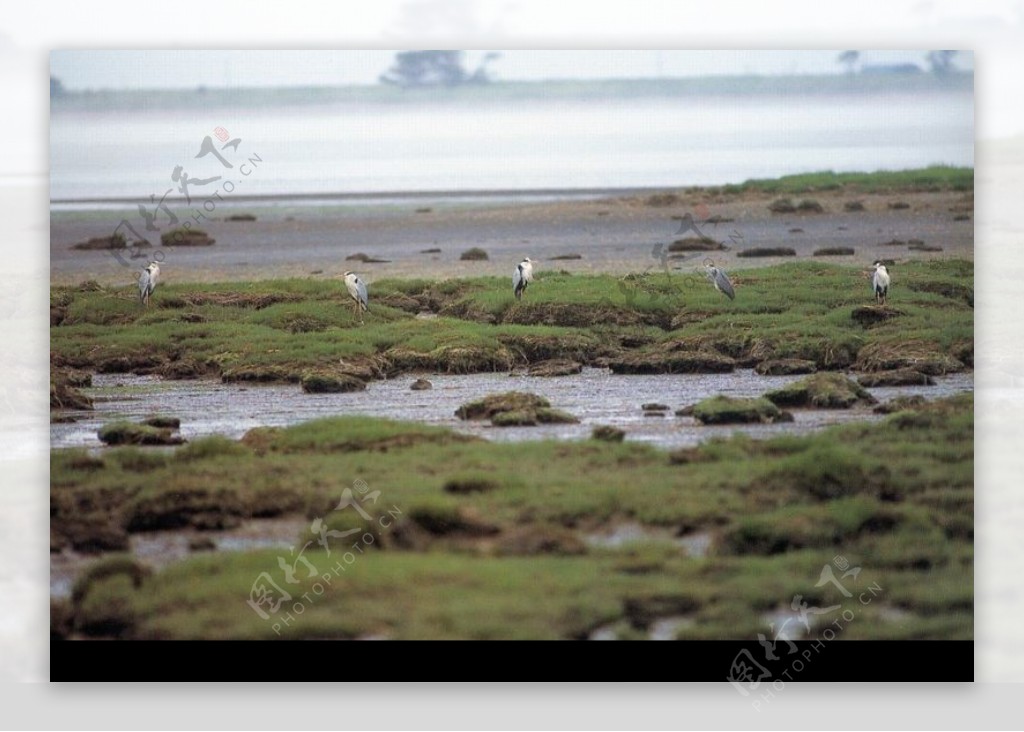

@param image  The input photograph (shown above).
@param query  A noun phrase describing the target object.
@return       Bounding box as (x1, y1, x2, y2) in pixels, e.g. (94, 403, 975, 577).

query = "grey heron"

(703, 259, 735, 300)
(513, 257, 534, 300)
(138, 261, 160, 306)
(872, 261, 890, 305)
(343, 271, 369, 324)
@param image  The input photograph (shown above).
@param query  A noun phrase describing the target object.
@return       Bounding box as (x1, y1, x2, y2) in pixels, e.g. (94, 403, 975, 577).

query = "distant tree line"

(835, 50, 962, 75)
(379, 51, 501, 88)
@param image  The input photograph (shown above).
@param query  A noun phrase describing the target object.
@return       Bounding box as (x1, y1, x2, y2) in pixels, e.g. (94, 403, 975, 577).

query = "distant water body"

(50, 84, 973, 203)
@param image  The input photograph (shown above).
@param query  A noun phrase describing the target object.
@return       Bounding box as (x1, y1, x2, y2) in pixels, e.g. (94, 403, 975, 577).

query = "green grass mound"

(455, 392, 550, 420)
(50, 372, 93, 410)
(691, 396, 791, 425)
(456, 391, 578, 427)
(591, 425, 626, 442)
(300, 372, 367, 393)
(754, 359, 817, 376)
(765, 373, 877, 409)
(98, 421, 184, 446)
(858, 369, 935, 387)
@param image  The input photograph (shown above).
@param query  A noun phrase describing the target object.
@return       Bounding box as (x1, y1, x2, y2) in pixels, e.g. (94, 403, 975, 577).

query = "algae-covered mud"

(50, 253, 973, 640)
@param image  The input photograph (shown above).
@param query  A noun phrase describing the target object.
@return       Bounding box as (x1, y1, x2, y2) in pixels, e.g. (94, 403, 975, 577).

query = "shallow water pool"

(51, 367, 974, 452)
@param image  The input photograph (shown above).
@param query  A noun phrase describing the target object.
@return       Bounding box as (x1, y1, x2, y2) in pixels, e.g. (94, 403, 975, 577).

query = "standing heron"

(138, 261, 160, 306)
(703, 259, 735, 300)
(343, 271, 369, 324)
(872, 261, 890, 305)
(513, 257, 534, 300)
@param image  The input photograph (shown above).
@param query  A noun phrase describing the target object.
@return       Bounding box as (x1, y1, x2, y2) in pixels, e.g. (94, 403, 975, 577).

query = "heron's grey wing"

(716, 270, 736, 300)
(513, 265, 523, 293)
(138, 269, 151, 300)
(356, 278, 369, 309)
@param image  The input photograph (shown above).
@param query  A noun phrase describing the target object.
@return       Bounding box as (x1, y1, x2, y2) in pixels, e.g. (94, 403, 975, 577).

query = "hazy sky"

(48, 50, 967, 90)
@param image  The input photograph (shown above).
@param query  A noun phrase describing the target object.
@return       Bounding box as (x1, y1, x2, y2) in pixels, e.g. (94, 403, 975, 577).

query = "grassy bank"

(721, 166, 973, 195)
(50, 260, 973, 387)
(52, 393, 973, 640)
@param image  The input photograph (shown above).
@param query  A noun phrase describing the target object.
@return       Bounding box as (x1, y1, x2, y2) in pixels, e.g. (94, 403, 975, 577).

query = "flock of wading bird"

(136, 256, 894, 322)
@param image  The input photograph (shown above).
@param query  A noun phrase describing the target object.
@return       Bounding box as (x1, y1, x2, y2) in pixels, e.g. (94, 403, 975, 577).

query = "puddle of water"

(584, 522, 674, 549)
(49, 565, 74, 600)
(588, 615, 696, 640)
(676, 530, 714, 558)
(588, 622, 627, 641)
(877, 604, 914, 624)
(584, 523, 716, 558)
(50, 517, 306, 599)
(50, 368, 974, 452)
(649, 615, 696, 641)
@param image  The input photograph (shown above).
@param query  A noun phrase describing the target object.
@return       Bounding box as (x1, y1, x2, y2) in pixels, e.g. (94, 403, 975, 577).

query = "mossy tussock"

(668, 236, 725, 252)
(141, 415, 180, 429)
(607, 350, 735, 375)
(454, 392, 579, 427)
(754, 358, 817, 376)
(814, 247, 856, 257)
(125, 485, 245, 532)
(737, 247, 797, 258)
(690, 396, 792, 425)
(857, 369, 935, 387)
(160, 227, 215, 247)
(527, 359, 583, 377)
(66, 555, 152, 638)
(854, 341, 964, 375)
(50, 370, 93, 410)
(98, 421, 185, 446)
(768, 198, 825, 214)
(874, 395, 928, 414)
(592, 425, 626, 442)
(300, 371, 367, 394)
(456, 392, 551, 420)
(764, 372, 877, 409)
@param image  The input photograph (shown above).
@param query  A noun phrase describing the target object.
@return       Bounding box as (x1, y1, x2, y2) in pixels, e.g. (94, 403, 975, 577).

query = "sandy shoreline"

(49, 188, 973, 286)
